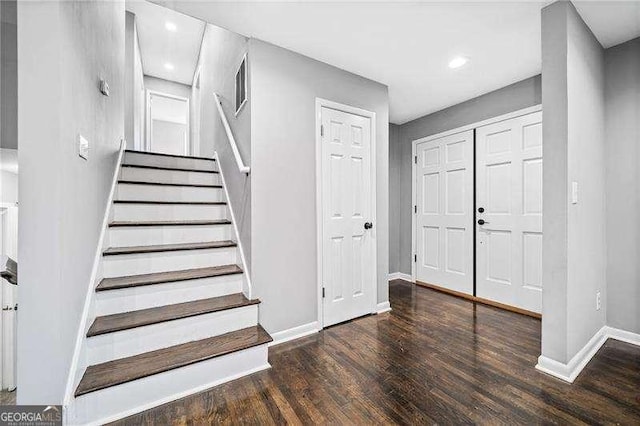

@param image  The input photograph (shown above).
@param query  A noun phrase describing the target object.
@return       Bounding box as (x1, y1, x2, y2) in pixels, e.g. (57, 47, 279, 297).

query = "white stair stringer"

(64, 150, 269, 425)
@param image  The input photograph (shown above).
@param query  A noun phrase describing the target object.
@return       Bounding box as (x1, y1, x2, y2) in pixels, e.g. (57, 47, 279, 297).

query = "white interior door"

(476, 111, 543, 313)
(321, 105, 375, 327)
(415, 131, 474, 294)
(147, 92, 189, 156)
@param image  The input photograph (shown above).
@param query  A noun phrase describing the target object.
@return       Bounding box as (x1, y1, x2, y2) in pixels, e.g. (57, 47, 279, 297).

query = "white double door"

(415, 110, 543, 313)
(321, 106, 375, 327)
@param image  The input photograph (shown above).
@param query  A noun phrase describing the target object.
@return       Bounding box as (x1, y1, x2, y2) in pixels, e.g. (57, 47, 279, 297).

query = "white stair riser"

(95, 274, 244, 315)
(68, 345, 269, 426)
(103, 248, 237, 277)
(120, 167, 220, 186)
(86, 305, 258, 365)
(116, 184, 224, 202)
(107, 225, 233, 247)
(112, 204, 228, 222)
(123, 152, 216, 172)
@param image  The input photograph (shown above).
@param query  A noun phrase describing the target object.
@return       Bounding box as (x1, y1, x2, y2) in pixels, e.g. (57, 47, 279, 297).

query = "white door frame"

(0, 202, 18, 391)
(315, 98, 377, 329)
(411, 104, 542, 283)
(145, 89, 190, 155)
(191, 66, 202, 156)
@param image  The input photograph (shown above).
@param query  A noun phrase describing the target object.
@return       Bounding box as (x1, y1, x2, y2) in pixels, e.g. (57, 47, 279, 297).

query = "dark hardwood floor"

(113, 279, 640, 425)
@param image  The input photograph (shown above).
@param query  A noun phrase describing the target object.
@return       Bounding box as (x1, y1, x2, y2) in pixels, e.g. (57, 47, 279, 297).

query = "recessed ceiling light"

(448, 56, 468, 69)
(165, 21, 177, 32)
(164, 63, 174, 71)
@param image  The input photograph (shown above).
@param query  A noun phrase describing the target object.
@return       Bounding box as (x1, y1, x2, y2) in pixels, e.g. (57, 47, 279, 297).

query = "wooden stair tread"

(96, 265, 243, 291)
(109, 219, 231, 227)
(103, 240, 236, 256)
(118, 180, 222, 188)
(121, 164, 219, 174)
(87, 293, 259, 337)
(125, 149, 216, 162)
(76, 325, 271, 397)
(113, 200, 227, 205)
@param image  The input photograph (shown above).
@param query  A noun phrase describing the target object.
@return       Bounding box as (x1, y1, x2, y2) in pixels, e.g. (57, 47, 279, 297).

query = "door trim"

(145, 89, 190, 155)
(315, 98, 377, 329)
(411, 104, 541, 282)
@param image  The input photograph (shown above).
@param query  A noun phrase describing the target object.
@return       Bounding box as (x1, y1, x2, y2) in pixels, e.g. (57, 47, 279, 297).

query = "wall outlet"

(596, 290, 601, 311)
(78, 134, 89, 160)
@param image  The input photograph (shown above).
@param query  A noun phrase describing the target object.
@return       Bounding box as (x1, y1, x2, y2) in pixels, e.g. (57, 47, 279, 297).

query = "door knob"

(478, 207, 485, 213)
(477, 219, 488, 225)
(364, 222, 373, 230)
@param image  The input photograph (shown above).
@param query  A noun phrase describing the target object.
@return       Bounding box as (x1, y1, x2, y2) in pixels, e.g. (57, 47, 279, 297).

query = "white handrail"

(213, 92, 250, 175)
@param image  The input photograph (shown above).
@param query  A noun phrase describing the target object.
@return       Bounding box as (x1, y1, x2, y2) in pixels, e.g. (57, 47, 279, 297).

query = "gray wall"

(604, 37, 640, 334)
(1, 0, 17, 150)
(565, 1, 606, 360)
(249, 39, 389, 334)
(195, 24, 252, 270)
(144, 75, 191, 100)
(541, 1, 607, 364)
(17, 0, 124, 404)
(124, 12, 144, 150)
(541, 1, 569, 363)
(390, 75, 541, 274)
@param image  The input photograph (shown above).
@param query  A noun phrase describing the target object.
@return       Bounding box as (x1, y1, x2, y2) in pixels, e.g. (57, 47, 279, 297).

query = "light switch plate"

(571, 181, 578, 204)
(78, 134, 89, 160)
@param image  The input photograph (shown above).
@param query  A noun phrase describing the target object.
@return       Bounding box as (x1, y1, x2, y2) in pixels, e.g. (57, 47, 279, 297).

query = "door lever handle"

(364, 222, 373, 230)
(477, 219, 489, 225)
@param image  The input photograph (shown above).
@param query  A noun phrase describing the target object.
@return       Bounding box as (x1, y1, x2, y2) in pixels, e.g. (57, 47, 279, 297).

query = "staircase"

(68, 150, 271, 425)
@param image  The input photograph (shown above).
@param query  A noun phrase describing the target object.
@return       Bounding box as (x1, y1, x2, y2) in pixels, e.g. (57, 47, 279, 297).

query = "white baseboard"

(536, 326, 640, 383)
(605, 326, 640, 346)
(376, 301, 392, 314)
(388, 272, 413, 282)
(268, 321, 319, 347)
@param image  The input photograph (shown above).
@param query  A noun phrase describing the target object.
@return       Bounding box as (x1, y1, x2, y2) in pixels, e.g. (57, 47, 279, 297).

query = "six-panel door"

(321, 106, 375, 327)
(415, 130, 474, 295)
(475, 112, 543, 313)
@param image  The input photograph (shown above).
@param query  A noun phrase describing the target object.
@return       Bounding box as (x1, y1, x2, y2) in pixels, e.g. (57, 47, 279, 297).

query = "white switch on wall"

(571, 181, 578, 204)
(78, 134, 89, 160)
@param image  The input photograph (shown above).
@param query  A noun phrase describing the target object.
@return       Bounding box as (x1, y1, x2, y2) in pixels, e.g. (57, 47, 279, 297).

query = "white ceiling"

(574, 1, 640, 48)
(153, 1, 640, 124)
(127, 1, 206, 85)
